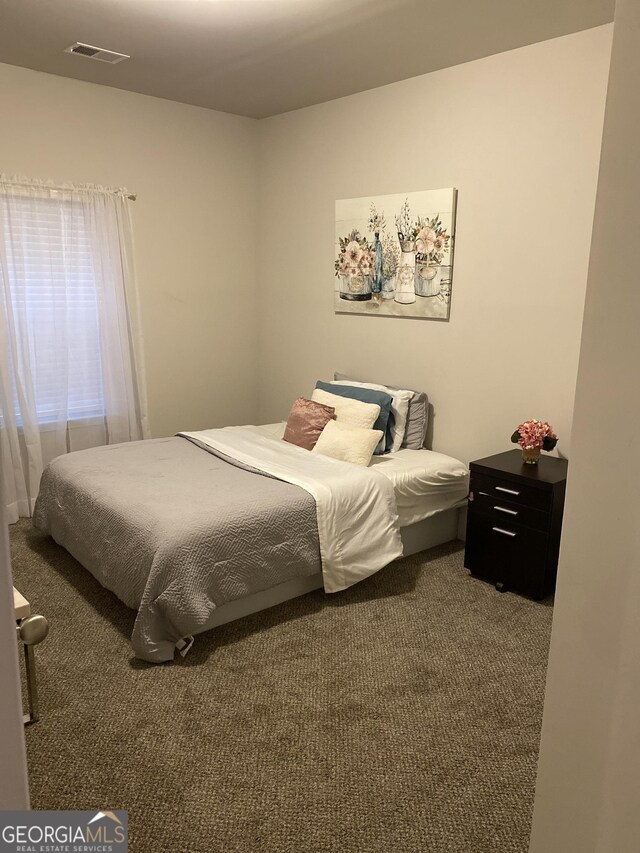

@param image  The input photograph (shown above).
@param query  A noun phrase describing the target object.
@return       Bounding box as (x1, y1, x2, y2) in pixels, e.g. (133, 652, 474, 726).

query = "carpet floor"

(10, 519, 553, 853)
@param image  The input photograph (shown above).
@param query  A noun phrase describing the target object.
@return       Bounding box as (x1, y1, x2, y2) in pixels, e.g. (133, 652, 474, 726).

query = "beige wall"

(530, 2, 640, 850)
(256, 26, 612, 463)
(0, 62, 260, 438)
(0, 28, 612, 454)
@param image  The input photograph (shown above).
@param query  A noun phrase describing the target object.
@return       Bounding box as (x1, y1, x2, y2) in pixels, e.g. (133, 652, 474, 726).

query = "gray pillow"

(334, 372, 429, 450)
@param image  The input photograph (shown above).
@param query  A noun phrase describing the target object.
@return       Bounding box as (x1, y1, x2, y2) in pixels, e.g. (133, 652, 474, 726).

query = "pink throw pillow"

(283, 397, 336, 451)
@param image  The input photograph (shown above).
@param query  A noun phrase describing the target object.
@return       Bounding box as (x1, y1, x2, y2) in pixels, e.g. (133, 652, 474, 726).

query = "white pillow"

(311, 388, 380, 430)
(331, 379, 412, 452)
(312, 420, 383, 466)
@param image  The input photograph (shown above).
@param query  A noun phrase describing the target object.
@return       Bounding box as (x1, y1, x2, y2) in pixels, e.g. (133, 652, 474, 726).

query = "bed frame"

(204, 507, 461, 632)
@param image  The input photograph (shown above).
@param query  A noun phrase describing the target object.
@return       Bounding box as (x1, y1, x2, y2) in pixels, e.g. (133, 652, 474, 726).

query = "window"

(0, 195, 105, 423)
(1, 176, 146, 522)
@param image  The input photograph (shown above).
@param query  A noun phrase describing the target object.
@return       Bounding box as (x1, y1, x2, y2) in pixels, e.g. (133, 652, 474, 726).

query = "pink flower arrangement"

(415, 215, 450, 262)
(511, 419, 558, 452)
(335, 229, 375, 279)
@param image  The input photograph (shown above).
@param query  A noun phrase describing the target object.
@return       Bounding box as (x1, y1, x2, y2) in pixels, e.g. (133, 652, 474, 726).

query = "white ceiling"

(0, 0, 614, 119)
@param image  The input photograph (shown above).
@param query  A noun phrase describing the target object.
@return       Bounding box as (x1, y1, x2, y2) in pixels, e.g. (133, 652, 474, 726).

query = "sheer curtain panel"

(0, 176, 149, 522)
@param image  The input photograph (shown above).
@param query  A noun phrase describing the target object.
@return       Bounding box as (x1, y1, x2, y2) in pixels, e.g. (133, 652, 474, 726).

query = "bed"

(33, 421, 469, 662)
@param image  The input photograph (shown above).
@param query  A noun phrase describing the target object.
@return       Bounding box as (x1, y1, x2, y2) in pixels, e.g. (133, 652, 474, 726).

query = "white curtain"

(0, 175, 149, 523)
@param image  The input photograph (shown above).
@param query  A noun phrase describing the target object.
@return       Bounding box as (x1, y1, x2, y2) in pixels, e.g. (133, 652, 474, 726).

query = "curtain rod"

(0, 176, 137, 201)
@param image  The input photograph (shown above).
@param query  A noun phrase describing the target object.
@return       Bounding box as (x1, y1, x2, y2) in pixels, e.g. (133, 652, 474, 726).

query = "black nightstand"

(464, 450, 568, 600)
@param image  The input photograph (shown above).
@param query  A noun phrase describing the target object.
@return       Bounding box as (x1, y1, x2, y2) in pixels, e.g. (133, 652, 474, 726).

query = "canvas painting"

(334, 188, 457, 320)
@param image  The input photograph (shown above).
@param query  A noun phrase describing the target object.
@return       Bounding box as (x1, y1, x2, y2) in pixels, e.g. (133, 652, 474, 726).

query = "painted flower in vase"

(382, 233, 399, 276)
(395, 198, 419, 248)
(335, 229, 375, 300)
(368, 203, 386, 236)
(415, 215, 450, 263)
(393, 199, 420, 304)
(368, 203, 386, 295)
(415, 223, 436, 257)
(432, 230, 449, 260)
(414, 214, 451, 296)
(380, 232, 400, 299)
(511, 419, 558, 464)
(359, 249, 374, 277)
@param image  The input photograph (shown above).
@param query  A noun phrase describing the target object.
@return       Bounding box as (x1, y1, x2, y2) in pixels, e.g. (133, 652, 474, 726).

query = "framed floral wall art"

(335, 188, 457, 320)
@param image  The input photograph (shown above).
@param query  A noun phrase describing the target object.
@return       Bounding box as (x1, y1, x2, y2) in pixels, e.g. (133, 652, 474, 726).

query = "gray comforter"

(33, 436, 321, 662)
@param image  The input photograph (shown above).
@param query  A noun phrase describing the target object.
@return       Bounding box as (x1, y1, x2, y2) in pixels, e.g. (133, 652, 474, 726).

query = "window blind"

(0, 195, 105, 422)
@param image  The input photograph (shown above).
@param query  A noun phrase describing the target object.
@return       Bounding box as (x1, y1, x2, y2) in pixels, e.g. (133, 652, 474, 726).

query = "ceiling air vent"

(64, 42, 130, 64)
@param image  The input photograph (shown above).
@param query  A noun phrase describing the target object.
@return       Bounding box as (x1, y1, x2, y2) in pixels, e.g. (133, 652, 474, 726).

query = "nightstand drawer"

(469, 472, 552, 511)
(469, 489, 549, 532)
(464, 511, 549, 599)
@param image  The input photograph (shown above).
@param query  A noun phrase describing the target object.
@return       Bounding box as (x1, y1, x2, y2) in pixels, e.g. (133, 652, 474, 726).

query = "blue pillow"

(314, 380, 394, 454)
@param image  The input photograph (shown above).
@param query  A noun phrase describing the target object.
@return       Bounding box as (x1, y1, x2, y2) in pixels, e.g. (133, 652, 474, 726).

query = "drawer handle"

(495, 486, 520, 496)
(492, 527, 517, 538)
(494, 505, 518, 516)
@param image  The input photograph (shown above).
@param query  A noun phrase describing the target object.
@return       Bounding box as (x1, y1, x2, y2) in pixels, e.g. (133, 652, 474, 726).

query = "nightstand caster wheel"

(496, 582, 508, 593)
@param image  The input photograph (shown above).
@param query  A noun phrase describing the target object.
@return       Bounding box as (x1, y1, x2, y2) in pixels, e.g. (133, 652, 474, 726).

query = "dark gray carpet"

(10, 519, 552, 853)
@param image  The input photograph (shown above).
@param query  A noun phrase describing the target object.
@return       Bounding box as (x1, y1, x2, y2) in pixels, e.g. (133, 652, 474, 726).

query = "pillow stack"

(282, 374, 429, 466)
(312, 381, 391, 454)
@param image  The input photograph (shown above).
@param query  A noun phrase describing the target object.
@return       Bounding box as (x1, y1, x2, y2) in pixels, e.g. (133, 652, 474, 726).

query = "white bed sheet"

(255, 423, 469, 527)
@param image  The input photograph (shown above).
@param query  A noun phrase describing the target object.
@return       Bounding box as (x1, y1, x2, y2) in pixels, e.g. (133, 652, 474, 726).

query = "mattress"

(255, 423, 469, 527)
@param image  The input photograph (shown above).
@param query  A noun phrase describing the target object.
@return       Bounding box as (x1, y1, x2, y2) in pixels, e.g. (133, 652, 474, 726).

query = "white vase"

(382, 275, 396, 299)
(394, 240, 416, 305)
